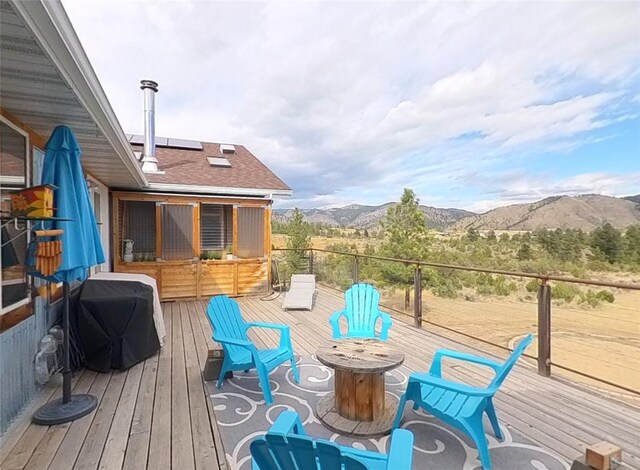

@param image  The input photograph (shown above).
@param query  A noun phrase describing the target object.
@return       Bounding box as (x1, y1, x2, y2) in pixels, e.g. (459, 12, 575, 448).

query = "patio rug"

(208, 355, 570, 470)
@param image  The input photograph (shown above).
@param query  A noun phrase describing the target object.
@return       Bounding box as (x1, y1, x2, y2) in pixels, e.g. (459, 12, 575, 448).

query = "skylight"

(207, 156, 232, 167)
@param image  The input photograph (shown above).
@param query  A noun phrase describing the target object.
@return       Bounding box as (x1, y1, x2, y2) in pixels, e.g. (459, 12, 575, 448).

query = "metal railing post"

(537, 281, 551, 377)
(353, 256, 359, 284)
(414, 266, 422, 328)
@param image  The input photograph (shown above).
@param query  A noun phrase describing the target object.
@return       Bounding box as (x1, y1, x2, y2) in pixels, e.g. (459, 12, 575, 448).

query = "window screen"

(121, 200, 156, 261)
(1, 121, 28, 311)
(200, 204, 232, 251)
(162, 204, 194, 260)
(237, 207, 265, 258)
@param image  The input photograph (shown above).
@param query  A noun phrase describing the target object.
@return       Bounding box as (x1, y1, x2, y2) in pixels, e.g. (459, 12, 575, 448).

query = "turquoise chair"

(251, 410, 414, 470)
(206, 295, 300, 405)
(393, 334, 533, 470)
(329, 284, 392, 340)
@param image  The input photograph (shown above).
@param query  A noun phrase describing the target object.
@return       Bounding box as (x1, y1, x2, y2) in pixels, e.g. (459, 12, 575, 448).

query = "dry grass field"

(378, 288, 640, 398)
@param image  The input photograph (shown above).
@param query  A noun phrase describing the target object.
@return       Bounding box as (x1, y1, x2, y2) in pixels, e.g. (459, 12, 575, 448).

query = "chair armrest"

(378, 312, 393, 340)
(429, 348, 502, 377)
(329, 310, 346, 339)
(247, 322, 288, 331)
(213, 336, 255, 350)
(409, 373, 494, 397)
(386, 428, 414, 469)
(247, 322, 292, 349)
(267, 410, 306, 436)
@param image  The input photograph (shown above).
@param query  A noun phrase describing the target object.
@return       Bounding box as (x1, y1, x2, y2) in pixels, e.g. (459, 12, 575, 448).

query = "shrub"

(551, 282, 580, 303)
(578, 289, 601, 308)
(596, 290, 615, 303)
(431, 280, 459, 299)
(525, 279, 539, 293)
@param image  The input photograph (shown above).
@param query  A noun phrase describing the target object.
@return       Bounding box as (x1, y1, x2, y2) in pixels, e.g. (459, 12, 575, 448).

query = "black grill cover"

(78, 280, 160, 372)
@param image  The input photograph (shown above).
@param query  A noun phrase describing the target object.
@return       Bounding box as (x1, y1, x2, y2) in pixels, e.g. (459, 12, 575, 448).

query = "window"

(120, 200, 156, 261)
(200, 204, 232, 252)
(161, 204, 194, 260)
(1, 119, 29, 313)
(237, 207, 265, 258)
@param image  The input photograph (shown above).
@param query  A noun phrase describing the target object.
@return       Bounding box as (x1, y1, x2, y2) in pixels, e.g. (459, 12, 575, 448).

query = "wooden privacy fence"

(274, 247, 640, 396)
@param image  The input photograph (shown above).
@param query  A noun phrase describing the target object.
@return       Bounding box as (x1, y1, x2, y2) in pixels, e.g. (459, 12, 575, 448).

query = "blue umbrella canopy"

(37, 125, 104, 282)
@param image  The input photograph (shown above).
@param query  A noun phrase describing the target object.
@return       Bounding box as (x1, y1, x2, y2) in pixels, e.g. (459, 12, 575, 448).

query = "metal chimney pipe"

(140, 79, 158, 173)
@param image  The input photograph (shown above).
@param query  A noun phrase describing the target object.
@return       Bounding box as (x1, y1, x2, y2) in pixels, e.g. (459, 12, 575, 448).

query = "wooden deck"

(1, 287, 639, 469)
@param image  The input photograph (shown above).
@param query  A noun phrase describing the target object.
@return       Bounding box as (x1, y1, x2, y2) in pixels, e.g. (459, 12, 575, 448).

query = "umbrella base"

(32, 394, 98, 425)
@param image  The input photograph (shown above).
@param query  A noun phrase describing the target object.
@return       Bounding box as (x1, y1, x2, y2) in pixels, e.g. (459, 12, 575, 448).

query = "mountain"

(274, 204, 475, 230)
(275, 194, 640, 231)
(450, 194, 640, 231)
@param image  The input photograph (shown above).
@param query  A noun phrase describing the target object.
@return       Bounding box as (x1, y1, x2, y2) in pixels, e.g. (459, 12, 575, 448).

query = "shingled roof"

(130, 140, 291, 196)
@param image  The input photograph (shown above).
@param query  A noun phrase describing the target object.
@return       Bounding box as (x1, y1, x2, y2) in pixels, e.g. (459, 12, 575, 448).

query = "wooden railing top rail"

(273, 247, 640, 291)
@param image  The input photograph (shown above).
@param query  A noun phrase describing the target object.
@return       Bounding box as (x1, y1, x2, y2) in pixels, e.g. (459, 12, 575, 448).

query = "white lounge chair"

(282, 274, 316, 310)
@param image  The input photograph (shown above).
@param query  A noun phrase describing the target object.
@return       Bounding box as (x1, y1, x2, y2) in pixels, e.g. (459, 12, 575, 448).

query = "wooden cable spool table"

(316, 339, 405, 436)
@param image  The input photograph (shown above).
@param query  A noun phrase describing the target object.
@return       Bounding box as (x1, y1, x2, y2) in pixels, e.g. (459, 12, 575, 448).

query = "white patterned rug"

(208, 355, 570, 470)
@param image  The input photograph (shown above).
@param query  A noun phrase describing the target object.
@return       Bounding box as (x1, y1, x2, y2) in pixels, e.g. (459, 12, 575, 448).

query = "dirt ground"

(379, 288, 640, 400)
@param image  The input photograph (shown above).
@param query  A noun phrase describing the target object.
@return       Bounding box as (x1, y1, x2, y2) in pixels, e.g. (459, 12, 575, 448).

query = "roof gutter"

(147, 182, 292, 198)
(10, 0, 148, 188)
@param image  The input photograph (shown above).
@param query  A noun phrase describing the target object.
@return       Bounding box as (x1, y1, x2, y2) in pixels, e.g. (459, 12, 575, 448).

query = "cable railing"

(273, 247, 640, 396)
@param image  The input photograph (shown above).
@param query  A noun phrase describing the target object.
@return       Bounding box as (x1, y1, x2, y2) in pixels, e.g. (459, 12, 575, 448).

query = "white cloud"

(62, 0, 640, 207)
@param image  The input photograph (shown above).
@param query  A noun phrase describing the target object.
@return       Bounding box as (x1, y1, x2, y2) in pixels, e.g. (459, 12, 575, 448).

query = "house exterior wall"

(0, 108, 112, 436)
(0, 294, 62, 435)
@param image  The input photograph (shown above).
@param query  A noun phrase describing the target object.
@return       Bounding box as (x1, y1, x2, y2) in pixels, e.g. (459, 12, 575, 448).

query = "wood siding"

(112, 192, 272, 300)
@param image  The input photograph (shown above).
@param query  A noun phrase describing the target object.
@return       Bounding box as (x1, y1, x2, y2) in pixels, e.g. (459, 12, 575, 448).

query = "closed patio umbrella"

(32, 125, 105, 425)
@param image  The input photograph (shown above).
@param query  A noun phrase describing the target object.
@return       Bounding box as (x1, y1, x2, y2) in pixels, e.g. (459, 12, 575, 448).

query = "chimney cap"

(140, 79, 158, 92)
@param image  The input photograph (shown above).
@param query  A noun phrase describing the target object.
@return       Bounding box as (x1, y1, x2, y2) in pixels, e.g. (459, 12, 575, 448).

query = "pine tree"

(590, 223, 622, 263)
(285, 208, 311, 275)
(379, 189, 432, 310)
(516, 243, 532, 261)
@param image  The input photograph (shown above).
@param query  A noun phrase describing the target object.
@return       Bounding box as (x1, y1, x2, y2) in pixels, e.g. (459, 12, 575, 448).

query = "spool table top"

(316, 339, 404, 373)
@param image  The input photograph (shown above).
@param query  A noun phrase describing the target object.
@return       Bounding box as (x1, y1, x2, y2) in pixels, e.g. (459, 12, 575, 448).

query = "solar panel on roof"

(128, 134, 203, 150)
(167, 138, 203, 150)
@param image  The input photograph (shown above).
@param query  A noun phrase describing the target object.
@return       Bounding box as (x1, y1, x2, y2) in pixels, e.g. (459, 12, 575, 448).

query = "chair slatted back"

(251, 434, 369, 470)
(344, 284, 381, 336)
(489, 334, 533, 390)
(207, 295, 250, 361)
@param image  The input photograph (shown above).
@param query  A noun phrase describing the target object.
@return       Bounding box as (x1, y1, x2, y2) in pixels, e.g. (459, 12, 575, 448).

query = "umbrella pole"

(32, 282, 98, 425)
(62, 282, 71, 403)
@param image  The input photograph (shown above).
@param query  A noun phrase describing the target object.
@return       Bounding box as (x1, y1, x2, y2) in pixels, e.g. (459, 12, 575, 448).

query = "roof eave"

(11, 0, 148, 189)
(146, 182, 292, 198)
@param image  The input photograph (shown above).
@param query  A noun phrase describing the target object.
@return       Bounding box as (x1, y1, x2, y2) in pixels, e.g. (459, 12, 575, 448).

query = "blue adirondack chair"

(329, 284, 392, 340)
(206, 295, 300, 405)
(393, 334, 533, 470)
(251, 411, 414, 470)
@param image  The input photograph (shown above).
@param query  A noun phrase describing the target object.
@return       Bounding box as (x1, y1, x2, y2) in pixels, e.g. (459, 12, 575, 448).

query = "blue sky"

(62, 1, 640, 213)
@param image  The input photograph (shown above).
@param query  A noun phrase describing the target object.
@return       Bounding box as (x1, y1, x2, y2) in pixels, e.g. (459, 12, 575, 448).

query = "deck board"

(234, 288, 640, 468)
(0, 300, 224, 470)
(2, 288, 638, 469)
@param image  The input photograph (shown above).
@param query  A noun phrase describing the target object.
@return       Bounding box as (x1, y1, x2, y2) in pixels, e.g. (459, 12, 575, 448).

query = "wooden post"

(353, 256, 359, 284)
(414, 266, 422, 328)
(308, 250, 314, 275)
(538, 281, 551, 377)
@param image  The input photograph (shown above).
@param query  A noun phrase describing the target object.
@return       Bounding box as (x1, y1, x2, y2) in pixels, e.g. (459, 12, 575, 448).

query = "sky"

(62, 0, 640, 213)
